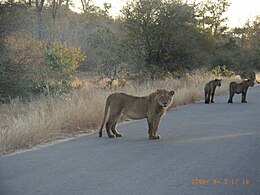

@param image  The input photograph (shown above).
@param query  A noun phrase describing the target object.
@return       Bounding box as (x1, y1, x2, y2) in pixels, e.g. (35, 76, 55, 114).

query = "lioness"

(239, 71, 259, 83)
(99, 89, 175, 139)
(227, 79, 254, 103)
(204, 79, 222, 104)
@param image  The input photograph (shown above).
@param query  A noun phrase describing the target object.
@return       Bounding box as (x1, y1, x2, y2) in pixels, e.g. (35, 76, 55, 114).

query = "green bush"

(211, 65, 235, 77)
(0, 35, 42, 102)
(0, 34, 86, 102)
(44, 41, 86, 94)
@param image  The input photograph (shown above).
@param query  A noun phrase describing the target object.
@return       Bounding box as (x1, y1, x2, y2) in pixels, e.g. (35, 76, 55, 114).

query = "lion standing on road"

(227, 79, 254, 103)
(99, 89, 175, 139)
(204, 79, 222, 104)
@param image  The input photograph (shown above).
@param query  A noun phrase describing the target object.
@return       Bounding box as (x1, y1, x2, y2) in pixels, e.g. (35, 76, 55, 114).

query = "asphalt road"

(1, 86, 260, 195)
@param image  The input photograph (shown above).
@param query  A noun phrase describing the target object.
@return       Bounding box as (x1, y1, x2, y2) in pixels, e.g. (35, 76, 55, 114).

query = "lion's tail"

(99, 96, 110, 137)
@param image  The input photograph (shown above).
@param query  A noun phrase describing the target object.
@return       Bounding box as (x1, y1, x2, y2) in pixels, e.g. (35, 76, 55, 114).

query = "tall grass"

(0, 73, 240, 154)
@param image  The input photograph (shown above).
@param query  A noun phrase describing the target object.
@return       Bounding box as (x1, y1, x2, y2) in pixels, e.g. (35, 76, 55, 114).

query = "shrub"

(0, 34, 44, 102)
(43, 41, 86, 94)
(211, 65, 235, 77)
(0, 33, 86, 102)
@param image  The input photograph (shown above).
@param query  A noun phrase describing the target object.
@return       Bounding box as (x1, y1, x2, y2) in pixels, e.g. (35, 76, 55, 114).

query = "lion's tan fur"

(99, 89, 175, 139)
(204, 79, 222, 104)
(228, 79, 254, 103)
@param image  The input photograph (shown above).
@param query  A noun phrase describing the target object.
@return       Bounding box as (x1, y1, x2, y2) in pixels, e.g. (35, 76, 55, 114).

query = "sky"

(73, 0, 260, 28)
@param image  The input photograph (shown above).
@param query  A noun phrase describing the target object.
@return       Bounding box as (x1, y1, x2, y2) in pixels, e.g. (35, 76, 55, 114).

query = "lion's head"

(245, 79, 255, 87)
(155, 89, 175, 108)
(214, 79, 222, 87)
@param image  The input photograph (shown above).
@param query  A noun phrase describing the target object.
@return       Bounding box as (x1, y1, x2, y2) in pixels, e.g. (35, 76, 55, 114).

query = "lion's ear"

(169, 91, 175, 96)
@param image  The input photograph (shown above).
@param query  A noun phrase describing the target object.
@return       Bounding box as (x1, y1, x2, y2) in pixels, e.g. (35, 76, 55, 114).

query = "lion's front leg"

(241, 92, 247, 103)
(147, 117, 154, 139)
(210, 91, 215, 103)
(153, 115, 162, 139)
(205, 91, 210, 104)
(228, 92, 234, 103)
(147, 116, 161, 140)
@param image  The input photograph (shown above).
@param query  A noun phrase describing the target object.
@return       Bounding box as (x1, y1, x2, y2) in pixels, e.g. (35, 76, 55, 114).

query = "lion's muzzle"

(162, 102, 168, 107)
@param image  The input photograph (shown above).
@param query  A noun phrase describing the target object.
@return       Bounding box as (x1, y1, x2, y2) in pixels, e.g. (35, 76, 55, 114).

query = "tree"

(51, 0, 62, 22)
(0, 33, 86, 102)
(88, 26, 125, 86)
(196, 0, 230, 39)
(231, 16, 260, 70)
(36, 0, 45, 39)
(121, 0, 213, 77)
(80, 0, 97, 14)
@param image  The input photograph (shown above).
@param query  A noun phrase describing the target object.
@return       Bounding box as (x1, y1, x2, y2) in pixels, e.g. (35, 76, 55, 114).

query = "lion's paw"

(149, 135, 160, 140)
(116, 133, 123, 137)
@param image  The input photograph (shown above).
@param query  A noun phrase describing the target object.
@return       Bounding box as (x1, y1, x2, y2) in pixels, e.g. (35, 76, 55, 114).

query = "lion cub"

(204, 79, 222, 104)
(99, 89, 175, 139)
(227, 79, 254, 103)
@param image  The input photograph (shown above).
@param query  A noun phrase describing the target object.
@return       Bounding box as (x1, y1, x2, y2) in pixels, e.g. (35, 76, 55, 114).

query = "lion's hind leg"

(228, 92, 234, 103)
(106, 111, 123, 138)
(111, 117, 123, 137)
(204, 91, 210, 104)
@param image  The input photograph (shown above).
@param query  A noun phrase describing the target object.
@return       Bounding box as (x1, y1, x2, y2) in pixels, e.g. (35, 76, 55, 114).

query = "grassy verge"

(0, 73, 241, 154)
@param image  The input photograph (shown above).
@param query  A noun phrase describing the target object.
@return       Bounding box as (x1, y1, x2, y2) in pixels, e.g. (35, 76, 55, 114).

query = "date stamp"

(192, 178, 253, 185)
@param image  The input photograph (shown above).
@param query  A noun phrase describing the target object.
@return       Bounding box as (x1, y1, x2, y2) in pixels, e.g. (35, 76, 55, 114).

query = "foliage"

(121, 0, 214, 76)
(211, 65, 235, 77)
(212, 16, 260, 71)
(87, 25, 130, 88)
(0, 0, 259, 102)
(89, 26, 121, 76)
(196, 0, 230, 39)
(43, 41, 86, 94)
(0, 33, 86, 102)
(232, 16, 260, 70)
(0, 34, 44, 102)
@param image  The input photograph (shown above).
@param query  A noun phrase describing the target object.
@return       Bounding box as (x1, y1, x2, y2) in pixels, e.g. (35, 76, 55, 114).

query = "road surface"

(1, 86, 260, 195)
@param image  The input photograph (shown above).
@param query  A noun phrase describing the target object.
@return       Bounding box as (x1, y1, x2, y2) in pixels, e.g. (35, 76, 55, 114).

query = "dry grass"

(0, 72, 240, 154)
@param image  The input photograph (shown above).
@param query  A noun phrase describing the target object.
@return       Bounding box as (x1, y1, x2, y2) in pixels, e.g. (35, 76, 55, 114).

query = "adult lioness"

(239, 71, 259, 83)
(99, 89, 175, 139)
(227, 79, 254, 103)
(204, 79, 222, 104)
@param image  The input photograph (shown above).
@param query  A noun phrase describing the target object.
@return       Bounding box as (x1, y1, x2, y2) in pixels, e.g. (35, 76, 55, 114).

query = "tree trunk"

(37, 11, 43, 39)
(36, 0, 45, 40)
